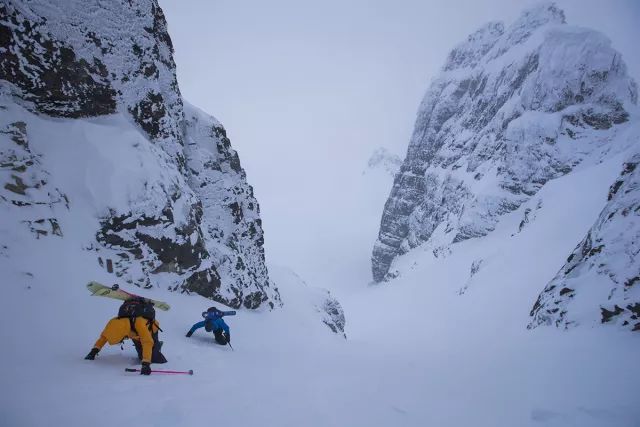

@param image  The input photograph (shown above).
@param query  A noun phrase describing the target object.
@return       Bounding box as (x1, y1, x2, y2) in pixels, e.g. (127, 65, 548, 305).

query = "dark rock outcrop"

(0, 4, 116, 118)
(321, 294, 347, 337)
(529, 152, 640, 331)
(0, 116, 69, 240)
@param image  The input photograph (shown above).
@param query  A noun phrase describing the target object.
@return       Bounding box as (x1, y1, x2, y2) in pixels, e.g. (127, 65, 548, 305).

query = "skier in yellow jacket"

(84, 298, 166, 375)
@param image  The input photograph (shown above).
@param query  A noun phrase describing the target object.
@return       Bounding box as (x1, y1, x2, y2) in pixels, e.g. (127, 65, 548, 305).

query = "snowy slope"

(1, 1, 639, 426)
(372, 3, 638, 283)
(0, 251, 346, 426)
(2, 145, 639, 426)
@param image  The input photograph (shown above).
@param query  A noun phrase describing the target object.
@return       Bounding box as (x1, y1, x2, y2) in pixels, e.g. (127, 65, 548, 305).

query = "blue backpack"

(202, 307, 235, 331)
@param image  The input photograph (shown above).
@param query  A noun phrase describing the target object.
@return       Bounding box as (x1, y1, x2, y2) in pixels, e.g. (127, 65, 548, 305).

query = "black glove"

(140, 362, 151, 375)
(84, 348, 99, 360)
(185, 330, 193, 338)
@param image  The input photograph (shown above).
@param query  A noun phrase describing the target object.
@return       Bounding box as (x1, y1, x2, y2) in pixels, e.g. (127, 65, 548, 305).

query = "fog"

(158, 0, 639, 289)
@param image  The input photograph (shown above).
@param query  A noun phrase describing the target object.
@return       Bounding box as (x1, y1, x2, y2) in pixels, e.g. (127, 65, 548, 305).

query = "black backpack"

(118, 297, 156, 322)
(118, 297, 166, 363)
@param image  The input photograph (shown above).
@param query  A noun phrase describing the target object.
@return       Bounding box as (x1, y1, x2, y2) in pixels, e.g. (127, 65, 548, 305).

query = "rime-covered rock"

(0, 117, 68, 242)
(529, 152, 640, 331)
(364, 147, 402, 177)
(269, 265, 346, 337)
(183, 103, 280, 308)
(372, 3, 637, 282)
(0, 0, 279, 309)
(1, 0, 183, 164)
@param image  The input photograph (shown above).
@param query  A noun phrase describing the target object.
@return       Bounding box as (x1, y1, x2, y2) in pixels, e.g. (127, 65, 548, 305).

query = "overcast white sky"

(158, 0, 639, 289)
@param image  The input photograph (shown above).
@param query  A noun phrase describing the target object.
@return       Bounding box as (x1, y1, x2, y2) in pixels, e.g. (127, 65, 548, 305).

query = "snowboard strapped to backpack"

(118, 297, 155, 320)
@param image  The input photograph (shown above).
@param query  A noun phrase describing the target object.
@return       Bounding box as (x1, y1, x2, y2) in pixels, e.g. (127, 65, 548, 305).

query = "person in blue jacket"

(185, 306, 233, 345)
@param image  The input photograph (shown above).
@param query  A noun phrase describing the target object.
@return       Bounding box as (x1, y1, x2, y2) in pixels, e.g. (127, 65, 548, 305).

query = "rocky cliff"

(529, 150, 640, 331)
(372, 3, 637, 282)
(0, 0, 279, 309)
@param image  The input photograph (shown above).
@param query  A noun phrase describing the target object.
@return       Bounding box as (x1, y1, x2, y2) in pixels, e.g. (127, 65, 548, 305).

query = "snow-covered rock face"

(183, 103, 279, 309)
(372, 3, 638, 282)
(1, 0, 183, 164)
(269, 265, 346, 338)
(529, 151, 640, 331)
(0, 0, 279, 309)
(0, 116, 68, 243)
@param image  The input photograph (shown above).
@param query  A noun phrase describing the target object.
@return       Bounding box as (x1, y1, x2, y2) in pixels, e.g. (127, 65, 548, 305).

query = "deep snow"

(1, 2, 639, 425)
(2, 129, 639, 426)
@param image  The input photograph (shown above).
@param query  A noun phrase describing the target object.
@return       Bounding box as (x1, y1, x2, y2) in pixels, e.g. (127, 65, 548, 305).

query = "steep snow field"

(339, 145, 640, 426)
(2, 2, 639, 426)
(2, 123, 639, 426)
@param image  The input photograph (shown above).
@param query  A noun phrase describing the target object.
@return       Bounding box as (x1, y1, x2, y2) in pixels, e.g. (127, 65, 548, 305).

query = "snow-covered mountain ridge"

(372, 3, 639, 331)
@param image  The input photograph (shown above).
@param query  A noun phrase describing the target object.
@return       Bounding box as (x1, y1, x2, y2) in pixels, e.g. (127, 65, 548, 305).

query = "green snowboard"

(86, 281, 170, 311)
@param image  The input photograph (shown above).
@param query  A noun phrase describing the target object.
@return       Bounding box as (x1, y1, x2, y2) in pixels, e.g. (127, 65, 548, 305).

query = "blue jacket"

(188, 317, 229, 335)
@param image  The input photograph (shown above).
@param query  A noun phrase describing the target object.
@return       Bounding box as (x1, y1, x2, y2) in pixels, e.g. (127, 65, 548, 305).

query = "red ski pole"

(125, 368, 193, 375)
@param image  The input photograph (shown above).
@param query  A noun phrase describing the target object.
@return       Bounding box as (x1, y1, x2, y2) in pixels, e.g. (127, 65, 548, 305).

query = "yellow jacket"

(93, 317, 160, 363)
